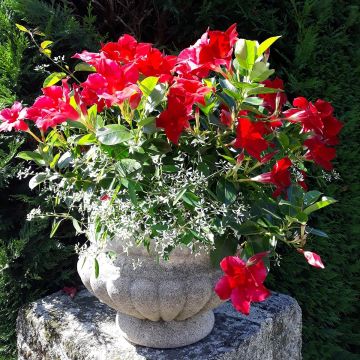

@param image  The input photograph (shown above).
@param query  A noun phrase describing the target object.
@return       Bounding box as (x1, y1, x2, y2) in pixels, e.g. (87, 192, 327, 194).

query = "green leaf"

(15, 24, 29, 33)
(287, 185, 305, 208)
(49, 153, 60, 169)
(74, 62, 96, 72)
(278, 132, 289, 148)
(210, 236, 238, 267)
(220, 155, 236, 165)
(182, 191, 200, 207)
(241, 104, 265, 115)
(43, 72, 67, 87)
(250, 62, 275, 82)
(235, 39, 257, 70)
(65, 120, 87, 130)
(144, 83, 167, 113)
(294, 211, 308, 224)
(257, 36, 281, 57)
(247, 87, 282, 96)
(29, 173, 47, 189)
(96, 124, 133, 145)
(139, 76, 159, 97)
(77, 133, 96, 145)
(216, 178, 237, 205)
(17, 151, 46, 166)
(87, 104, 97, 122)
(116, 159, 141, 177)
(304, 196, 337, 215)
(233, 221, 263, 236)
(50, 219, 63, 238)
(94, 258, 99, 278)
(243, 96, 263, 106)
(162, 164, 178, 173)
(245, 40, 257, 69)
(303, 190, 322, 206)
(138, 116, 156, 127)
(40, 40, 53, 49)
(145, 138, 172, 154)
(173, 187, 187, 205)
(306, 227, 329, 238)
(72, 218, 82, 233)
(128, 180, 138, 206)
(57, 151, 72, 169)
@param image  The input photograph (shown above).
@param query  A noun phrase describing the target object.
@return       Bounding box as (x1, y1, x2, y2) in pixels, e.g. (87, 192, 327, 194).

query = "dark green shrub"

(0, 0, 358, 358)
(0, 1, 101, 357)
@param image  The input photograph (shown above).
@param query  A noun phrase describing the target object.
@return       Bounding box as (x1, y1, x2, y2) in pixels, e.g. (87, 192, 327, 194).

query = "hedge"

(0, 0, 358, 358)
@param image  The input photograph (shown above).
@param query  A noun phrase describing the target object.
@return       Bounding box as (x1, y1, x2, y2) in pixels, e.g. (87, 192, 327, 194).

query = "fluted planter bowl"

(77, 241, 223, 348)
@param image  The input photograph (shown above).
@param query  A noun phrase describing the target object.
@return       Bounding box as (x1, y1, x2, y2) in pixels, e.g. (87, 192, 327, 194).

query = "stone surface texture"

(17, 289, 302, 360)
(77, 245, 223, 347)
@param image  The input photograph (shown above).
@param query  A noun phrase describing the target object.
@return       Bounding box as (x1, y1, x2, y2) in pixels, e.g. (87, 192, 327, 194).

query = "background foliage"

(0, 0, 358, 358)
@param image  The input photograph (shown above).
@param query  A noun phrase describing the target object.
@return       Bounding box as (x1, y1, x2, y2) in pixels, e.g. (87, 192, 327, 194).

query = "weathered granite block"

(17, 289, 302, 360)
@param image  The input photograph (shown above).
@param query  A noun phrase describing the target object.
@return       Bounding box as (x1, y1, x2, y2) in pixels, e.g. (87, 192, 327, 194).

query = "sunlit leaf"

(257, 36, 281, 57)
(43, 72, 67, 87)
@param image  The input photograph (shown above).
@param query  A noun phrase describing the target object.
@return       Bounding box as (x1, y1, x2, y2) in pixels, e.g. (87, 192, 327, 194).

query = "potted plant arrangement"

(1, 23, 342, 348)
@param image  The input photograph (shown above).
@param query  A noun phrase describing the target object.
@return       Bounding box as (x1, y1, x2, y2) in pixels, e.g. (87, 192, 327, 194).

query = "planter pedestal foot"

(116, 310, 215, 348)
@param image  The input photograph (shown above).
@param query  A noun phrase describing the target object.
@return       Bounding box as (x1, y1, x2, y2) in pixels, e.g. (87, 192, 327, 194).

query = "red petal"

(63, 286, 77, 299)
(298, 249, 325, 269)
(214, 276, 232, 300)
(247, 260, 268, 284)
(293, 97, 309, 109)
(219, 256, 246, 276)
(230, 287, 251, 315)
(248, 284, 271, 302)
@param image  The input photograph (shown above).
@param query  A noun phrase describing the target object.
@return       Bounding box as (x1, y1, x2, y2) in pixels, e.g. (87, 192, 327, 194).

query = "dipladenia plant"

(1, 23, 342, 314)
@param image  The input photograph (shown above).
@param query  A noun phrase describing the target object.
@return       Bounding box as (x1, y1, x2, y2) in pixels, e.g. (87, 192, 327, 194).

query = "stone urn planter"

(77, 240, 223, 348)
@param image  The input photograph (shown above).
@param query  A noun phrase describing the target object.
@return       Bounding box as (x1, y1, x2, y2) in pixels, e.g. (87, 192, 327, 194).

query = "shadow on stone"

(17, 288, 302, 360)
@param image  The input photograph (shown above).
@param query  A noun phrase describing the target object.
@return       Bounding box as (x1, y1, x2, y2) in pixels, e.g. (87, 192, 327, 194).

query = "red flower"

(136, 47, 177, 83)
(80, 60, 140, 110)
(283, 97, 324, 133)
(314, 99, 343, 145)
(304, 136, 336, 171)
(252, 157, 292, 197)
(171, 78, 212, 112)
(101, 34, 151, 63)
(297, 249, 325, 269)
(62, 286, 77, 299)
(220, 105, 233, 127)
(0, 102, 28, 132)
(156, 95, 192, 144)
(176, 24, 238, 77)
(27, 81, 79, 131)
(259, 77, 287, 113)
(233, 116, 269, 161)
(72, 50, 101, 66)
(215, 253, 270, 315)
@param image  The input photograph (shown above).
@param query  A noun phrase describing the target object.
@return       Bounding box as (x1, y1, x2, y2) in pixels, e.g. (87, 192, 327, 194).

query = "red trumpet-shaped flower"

(283, 97, 324, 133)
(100, 34, 151, 63)
(170, 78, 212, 112)
(297, 249, 325, 269)
(176, 24, 238, 77)
(80, 58, 141, 111)
(304, 136, 336, 171)
(219, 105, 233, 127)
(136, 47, 177, 83)
(156, 95, 192, 145)
(252, 157, 292, 197)
(0, 102, 28, 132)
(259, 77, 287, 113)
(215, 252, 271, 315)
(233, 116, 269, 161)
(27, 81, 79, 131)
